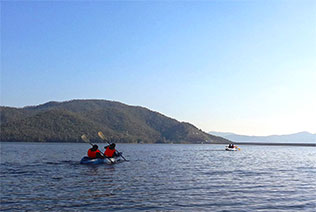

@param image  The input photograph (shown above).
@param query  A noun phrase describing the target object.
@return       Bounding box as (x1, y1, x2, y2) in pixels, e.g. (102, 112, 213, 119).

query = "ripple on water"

(1, 143, 316, 211)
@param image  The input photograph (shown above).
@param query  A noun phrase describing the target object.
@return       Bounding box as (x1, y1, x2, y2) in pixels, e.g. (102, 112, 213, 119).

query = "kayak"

(225, 146, 239, 151)
(80, 156, 123, 165)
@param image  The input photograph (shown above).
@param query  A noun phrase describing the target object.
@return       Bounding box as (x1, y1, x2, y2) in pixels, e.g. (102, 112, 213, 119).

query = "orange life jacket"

(87, 149, 101, 158)
(105, 147, 116, 157)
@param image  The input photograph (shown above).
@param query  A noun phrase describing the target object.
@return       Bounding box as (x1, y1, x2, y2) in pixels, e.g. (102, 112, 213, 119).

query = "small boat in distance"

(225, 144, 240, 151)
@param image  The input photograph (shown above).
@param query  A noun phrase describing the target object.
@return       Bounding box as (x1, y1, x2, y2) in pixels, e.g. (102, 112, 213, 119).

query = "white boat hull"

(225, 146, 238, 151)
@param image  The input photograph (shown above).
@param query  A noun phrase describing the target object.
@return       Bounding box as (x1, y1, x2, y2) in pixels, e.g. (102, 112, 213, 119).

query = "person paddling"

(104, 143, 120, 158)
(87, 145, 104, 159)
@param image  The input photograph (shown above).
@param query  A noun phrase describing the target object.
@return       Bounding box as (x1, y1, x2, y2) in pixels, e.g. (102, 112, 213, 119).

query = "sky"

(1, 1, 316, 136)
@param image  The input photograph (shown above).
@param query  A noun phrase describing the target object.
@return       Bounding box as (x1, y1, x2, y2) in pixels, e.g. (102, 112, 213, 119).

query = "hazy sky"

(1, 1, 315, 135)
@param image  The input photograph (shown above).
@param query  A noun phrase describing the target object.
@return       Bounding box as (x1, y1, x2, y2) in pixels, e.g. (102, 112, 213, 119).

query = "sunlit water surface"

(1, 143, 315, 211)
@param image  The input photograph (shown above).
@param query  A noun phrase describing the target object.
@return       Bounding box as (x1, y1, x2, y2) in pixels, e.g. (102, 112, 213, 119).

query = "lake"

(1, 142, 315, 211)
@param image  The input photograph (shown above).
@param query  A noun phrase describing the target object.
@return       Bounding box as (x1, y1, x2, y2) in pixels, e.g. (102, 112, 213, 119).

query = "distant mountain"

(209, 131, 316, 143)
(0, 99, 230, 144)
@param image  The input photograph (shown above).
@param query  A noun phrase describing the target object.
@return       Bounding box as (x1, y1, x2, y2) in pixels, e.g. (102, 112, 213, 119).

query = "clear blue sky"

(1, 1, 315, 135)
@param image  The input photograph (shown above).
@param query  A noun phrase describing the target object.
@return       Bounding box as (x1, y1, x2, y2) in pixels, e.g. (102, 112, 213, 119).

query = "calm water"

(1, 142, 315, 211)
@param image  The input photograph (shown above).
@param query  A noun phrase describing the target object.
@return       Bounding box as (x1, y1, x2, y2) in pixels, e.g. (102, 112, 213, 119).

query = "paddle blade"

(98, 131, 106, 140)
(81, 134, 92, 145)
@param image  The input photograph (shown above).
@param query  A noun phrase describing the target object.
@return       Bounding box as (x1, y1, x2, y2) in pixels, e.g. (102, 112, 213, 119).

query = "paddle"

(234, 145, 241, 151)
(81, 134, 107, 158)
(81, 134, 94, 146)
(97, 131, 127, 161)
(233, 144, 241, 151)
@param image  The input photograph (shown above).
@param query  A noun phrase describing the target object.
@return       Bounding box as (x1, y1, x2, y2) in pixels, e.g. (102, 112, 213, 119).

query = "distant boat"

(225, 145, 240, 151)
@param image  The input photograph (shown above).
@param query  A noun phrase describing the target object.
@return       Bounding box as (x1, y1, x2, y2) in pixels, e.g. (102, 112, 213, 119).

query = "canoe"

(80, 156, 123, 165)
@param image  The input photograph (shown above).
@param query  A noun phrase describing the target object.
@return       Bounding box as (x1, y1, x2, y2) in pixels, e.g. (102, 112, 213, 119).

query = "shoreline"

(1, 141, 315, 147)
(231, 142, 316, 147)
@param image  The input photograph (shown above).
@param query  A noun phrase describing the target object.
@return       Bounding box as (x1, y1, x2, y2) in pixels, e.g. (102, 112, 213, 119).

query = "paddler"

(87, 145, 104, 159)
(104, 143, 121, 158)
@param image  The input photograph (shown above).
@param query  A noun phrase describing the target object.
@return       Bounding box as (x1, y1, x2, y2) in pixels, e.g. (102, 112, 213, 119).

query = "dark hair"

(92, 145, 98, 151)
(109, 143, 116, 149)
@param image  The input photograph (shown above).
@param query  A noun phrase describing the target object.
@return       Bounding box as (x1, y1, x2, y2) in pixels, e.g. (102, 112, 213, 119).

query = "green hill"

(0, 99, 229, 144)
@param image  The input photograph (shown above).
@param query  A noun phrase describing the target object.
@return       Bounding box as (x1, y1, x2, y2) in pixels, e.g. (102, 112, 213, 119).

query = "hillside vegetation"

(1, 100, 229, 144)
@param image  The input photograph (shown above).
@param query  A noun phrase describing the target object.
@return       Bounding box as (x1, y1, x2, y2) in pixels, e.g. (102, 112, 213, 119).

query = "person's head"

(92, 145, 98, 151)
(109, 143, 116, 149)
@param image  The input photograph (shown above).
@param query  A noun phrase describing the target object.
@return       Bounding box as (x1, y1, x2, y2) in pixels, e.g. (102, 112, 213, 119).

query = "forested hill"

(0, 100, 229, 144)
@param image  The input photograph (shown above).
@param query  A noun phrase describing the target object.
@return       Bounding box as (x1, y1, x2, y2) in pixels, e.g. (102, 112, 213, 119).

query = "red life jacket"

(105, 147, 116, 157)
(87, 149, 101, 158)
